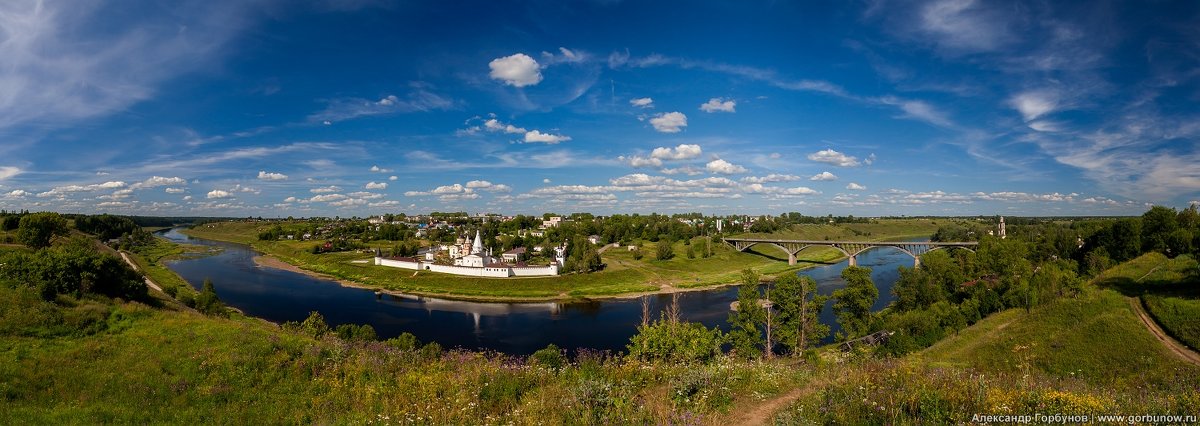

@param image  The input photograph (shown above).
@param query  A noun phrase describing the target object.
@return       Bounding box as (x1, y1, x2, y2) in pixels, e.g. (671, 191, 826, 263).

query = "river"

(160, 228, 925, 355)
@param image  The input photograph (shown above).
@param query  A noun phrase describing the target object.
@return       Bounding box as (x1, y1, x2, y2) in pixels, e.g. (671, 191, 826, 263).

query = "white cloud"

(369, 200, 400, 208)
(369, 165, 393, 173)
(649, 112, 688, 133)
(699, 98, 736, 113)
(432, 184, 470, 194)
(650, 144, 703, 160)
(807, 149, 861, 167)
(465, 180, 512, 192)
(488, 53, 542, 87)
(258, 171, 288, 181)
(309, 194, 347, 202)
(182, 196, 193, 201)
(742, 174, 803, 184)
(37, 181, 127, 197)
(309, 86, 456, 123)
(619, 155, 663, 168)
(660, 166, 704, 176)
(130, 176, 185, 189)
(876, 96, 953, 127)
(543, 178, 551, 183)
(365, 182, 388, 190)
(206, 190, 232, 199)
(810, 172, 839, 181)
(1010, 90, 1059, 121)
(311, 186, 342, 193)
(846, 182, 867, 190)
(484, 119, 527, 134)
(165, 188, 185, 194)
(388, 175, 398, 181)
(3, 189, 29, 198)
(524, 130, 572, 144)
(0, 167, 21, 180)
(630, 97, 654, 108)
(705, 159, 748, 174)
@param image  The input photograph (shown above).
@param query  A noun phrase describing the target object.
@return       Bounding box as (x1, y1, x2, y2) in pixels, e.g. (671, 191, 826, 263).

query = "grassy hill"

(772, 254, 1200, 424)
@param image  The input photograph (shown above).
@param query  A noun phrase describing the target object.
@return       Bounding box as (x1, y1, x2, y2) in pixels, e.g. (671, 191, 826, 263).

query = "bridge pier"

(848, 255, 857, 267)
(914, 257, 921, 268)
(788, 252, 796, 265)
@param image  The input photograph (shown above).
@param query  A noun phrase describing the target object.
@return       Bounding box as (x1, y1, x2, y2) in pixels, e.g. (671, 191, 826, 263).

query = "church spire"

(472, 229, 484, 254)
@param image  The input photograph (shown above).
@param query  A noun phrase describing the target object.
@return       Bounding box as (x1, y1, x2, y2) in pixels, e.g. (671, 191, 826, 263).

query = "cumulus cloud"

(258, 171, 288, 181)
(810, 172, 839, 181)
(699, 98, 736, 113)
(488, 53, 542, 87)
(807, 149, 861, 167)
(649, 112, 688, 133)
(846, 182, 867, 190)
(3, 189, 29, 198)
(524, 130, 571, 144)
(742, 174, 803, 184)
(37, 181, 127, 197)
(165, 188, 185, 194)
(365, 182, 388, 190)
(130, 176, 185, 189)
(206, 190, 232, 199)
(311, 186, 341, 193)
(484, 118, 527, 134)
(619, 155, 663, 168)
(465, 180, 512, 192)
(705, 159, 748, 174)
(388, 175, 398, 181)
(309, 194, 347, 202)
(630, 97, 654, 108)
(369, 165, 393, 173)
(651, 144, 703, 160)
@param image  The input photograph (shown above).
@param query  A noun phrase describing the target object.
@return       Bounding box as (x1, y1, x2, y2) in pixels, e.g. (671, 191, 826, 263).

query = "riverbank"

(179, 221, 936, 303)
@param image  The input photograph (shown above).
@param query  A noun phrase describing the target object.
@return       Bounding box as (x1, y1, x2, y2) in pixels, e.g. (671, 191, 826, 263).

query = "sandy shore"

(248, 253, 767, 303)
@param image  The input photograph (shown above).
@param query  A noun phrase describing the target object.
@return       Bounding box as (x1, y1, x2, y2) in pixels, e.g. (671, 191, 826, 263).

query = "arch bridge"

(722, 238, 978, 268)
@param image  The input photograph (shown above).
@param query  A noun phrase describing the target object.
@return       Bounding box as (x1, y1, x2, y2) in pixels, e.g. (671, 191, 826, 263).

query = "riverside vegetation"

(180, 217, 943, 301)
(0, 208, 1198, 423)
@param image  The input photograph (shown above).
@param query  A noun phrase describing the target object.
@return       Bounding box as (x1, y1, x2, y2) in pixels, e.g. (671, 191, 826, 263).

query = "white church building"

(374, 230, 563, 277)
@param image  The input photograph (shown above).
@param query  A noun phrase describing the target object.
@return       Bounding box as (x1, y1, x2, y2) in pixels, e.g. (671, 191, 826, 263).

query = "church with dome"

(453, 230, 496, 267)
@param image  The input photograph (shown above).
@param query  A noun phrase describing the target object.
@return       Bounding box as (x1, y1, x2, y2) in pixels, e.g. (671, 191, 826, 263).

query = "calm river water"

(161, 228, 925, 355)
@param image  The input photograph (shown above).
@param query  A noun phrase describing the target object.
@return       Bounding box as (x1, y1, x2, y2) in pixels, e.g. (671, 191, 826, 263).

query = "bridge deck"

(722, 238, 977, 246)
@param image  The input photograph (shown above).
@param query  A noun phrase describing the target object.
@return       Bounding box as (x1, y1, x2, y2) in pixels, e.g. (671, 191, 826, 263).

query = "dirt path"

(717, 376, 830, 426)
(1128, 296, 1200, 367)
(119, 251, 163, 293)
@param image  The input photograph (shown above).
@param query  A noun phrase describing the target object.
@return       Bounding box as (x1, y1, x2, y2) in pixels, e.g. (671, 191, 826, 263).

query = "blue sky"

(1, 0, 1198, 217)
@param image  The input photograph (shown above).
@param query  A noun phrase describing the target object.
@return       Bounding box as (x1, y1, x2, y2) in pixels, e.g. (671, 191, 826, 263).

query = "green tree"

(686, 244, 695, 259)
(16, 212, 69, 249)
(727, 269, 765, 358)
(655, 242, 674, 260)
(194, 278, 226, 316)
(1142, 206, 1180, 255)
(771, 273, 828, 355)
(832, 266, 877, 340)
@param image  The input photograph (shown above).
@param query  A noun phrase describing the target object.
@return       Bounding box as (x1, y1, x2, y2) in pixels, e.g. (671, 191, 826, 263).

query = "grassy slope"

(1093, 252, 1200, 352)
(180, 220, 933, 300)
(772, 254, 1200, 424)
(0, 288, 812, 424)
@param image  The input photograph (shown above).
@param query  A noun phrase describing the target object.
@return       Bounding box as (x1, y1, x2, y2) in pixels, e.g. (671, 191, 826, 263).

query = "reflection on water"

(161, 228, 925, 355)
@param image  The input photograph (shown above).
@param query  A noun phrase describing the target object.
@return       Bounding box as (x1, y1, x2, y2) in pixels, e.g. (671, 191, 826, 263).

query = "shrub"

(385, 332, 421, 351)
(627, 318, 723, 364)
(529, 343, 567, 371)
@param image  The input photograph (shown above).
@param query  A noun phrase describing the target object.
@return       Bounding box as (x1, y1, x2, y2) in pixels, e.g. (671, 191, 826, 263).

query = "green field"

(180, 220, 935, 301)
(1092, 253, 1200, 353)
